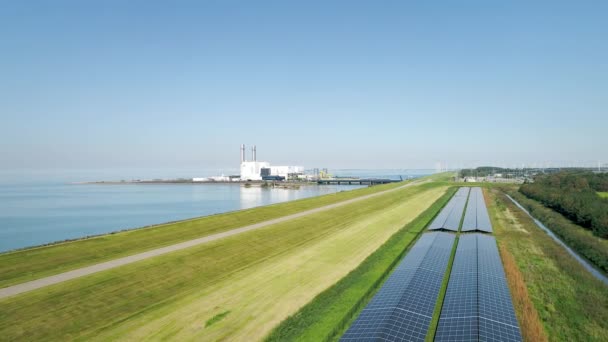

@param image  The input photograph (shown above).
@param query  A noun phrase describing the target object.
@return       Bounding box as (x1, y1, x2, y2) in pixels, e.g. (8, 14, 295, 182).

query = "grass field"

(488, 189, 608, 341)
(266, 187, 457, 342)
(598, 192, 608, 198)
(0, 179, 413, 288)
(0, 181, 447, 340)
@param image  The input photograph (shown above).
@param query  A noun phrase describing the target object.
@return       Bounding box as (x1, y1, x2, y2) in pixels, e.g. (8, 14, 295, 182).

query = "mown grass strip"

(264, 187, 457, 342)
(0, 181, 413, 288)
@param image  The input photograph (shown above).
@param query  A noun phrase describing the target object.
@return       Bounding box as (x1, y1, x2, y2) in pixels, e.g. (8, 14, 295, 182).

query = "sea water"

(0, 168, 432, 252)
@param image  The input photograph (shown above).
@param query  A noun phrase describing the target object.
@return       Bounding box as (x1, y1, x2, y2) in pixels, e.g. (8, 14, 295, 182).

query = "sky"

(1, 1, 607, 171)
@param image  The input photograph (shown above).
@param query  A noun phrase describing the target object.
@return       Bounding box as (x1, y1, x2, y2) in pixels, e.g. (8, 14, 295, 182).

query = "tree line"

(520, 171, 608, 238)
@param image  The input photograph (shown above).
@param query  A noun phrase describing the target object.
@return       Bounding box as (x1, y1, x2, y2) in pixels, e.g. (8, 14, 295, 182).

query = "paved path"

(0, 180, 424, 300)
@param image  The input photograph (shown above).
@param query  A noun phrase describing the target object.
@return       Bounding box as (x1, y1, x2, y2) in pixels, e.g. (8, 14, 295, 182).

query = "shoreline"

(0, 181, 381, 255)
(69, 180, 322, 190)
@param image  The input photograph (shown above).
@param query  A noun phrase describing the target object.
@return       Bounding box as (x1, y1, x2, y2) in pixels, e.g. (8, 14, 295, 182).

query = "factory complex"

(192, 145, 305, 182)
(239, 144, 304, 181)
(190, 144, 400, 185)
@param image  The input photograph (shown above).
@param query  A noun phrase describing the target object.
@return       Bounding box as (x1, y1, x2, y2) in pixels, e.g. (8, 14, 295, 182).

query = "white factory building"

(239, 144, 304, 181)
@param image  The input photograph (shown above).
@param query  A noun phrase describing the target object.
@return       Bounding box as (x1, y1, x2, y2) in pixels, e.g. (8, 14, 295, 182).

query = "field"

(0, 180, 410, 288)
(266, 187, 457, 341)
(488, 188, 608, 341)
(0, 181, 447, 340)
(599, 191, 608, 198)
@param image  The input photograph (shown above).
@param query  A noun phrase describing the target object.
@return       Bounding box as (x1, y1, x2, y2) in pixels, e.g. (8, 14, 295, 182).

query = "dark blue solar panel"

(341, 232, 455, 342)
(475, 188, 493, 233)
(435, 235, 478, 342)
(477, 235, 520, 342)
(479, 318, 522, 342)
(461, 187, 493, 233)
(435, 234, 522, 342)
(429, 188, 470, 232)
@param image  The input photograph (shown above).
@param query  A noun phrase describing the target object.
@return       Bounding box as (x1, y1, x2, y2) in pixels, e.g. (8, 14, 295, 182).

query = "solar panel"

(435, 235, 478, 342)
(429, 188, 470, 231)
(461, 187, 493, 233)
(435, 234, 522, 342)
(341, 232, 455, 342)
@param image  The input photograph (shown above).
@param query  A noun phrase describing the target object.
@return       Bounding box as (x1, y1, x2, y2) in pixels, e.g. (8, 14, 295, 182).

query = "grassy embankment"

(0, 181, 448, 341)
(509, 191, 608, 274)
(488, 189, 608, 341)
(266, 187, 457, 342)
(0, 178, 419, 288)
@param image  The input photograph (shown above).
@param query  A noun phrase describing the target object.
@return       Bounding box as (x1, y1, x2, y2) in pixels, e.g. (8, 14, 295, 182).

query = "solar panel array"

(341, 232, 455, 342)
(429, 188, 470, 232)
(435, 234, 522, 342)
(461, 187, 493, 233)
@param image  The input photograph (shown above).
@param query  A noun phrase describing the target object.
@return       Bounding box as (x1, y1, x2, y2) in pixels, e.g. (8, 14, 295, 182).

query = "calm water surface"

(0, 169, 432, 252)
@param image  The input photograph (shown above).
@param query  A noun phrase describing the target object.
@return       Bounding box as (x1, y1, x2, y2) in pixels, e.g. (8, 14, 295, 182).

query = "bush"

(520, 171, 608, 238)
(509, 191, 608, 274)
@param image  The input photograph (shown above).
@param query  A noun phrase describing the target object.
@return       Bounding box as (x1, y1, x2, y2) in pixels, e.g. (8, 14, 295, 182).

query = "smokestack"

(240, 144, 245, 163)
(252, 145, 257, 162)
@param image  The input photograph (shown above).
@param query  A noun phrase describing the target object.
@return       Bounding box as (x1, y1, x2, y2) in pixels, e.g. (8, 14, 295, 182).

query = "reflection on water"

(238, 185, 359, 209)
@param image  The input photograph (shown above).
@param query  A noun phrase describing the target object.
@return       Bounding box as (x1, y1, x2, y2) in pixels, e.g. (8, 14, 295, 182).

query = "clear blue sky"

(1, 1, 606, 170)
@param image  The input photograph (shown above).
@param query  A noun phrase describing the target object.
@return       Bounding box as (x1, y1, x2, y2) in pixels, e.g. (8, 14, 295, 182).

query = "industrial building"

(239, 144, 304, 181)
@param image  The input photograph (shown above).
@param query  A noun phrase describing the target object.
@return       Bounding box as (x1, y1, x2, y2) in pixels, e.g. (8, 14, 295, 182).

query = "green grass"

(598, 192, 608, 198)
(0, 181, 446, 341)
(264, 187, 457, 342)
(490, 190, 608, 341)
(0, 180, 409, 288)
(205, 310, 231, 327)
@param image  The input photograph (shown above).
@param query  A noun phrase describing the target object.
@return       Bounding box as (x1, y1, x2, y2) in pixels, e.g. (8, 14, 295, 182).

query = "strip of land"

(489, 189, 608, 340)
(0, 181, 446, 341)
(0, 178, 426, 299)
(0, 176, 450, 289)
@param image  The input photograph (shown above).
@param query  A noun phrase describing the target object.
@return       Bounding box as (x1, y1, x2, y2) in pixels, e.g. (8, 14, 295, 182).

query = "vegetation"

(205, 311, 231, 327)
(460, 166, 520, 178)
(598, 192, 608, 199)
(508, 190, 608, 274)
(489, 189, 608, 340)
(0, 180, 408, 288)
(265, 187, 456, 342)
(486, 189, 548, 341)
(520, 171, 608, 238)
(498, 244, 547, 342)
(0, 182, 447, 341)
